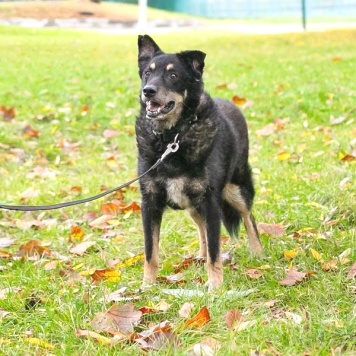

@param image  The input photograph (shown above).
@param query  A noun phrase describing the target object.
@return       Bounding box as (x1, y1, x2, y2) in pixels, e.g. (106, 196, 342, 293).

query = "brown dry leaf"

(23, 125, 40, 138)
(174, 256, 206, 273)
(232, 95, 247, 106)
(321, 259, 338, 271)
(346, 261, 356, 279)
(225, 309, 243, 329)
(44, 261, 57, 271)
(185, 306, 211, 328)
(90, 303, 142, 333)
(264, 299, 278, 308)
(278, 268, 307, 286)
(257, 222, 285, 237)
(157, 273, 186, 285)
(0, 308, 10, 318)
(0, 105, 16, 121)
(69, 225, 85, 243)
(132, 321, 181, 352)
(17, 239, 51, 257)
(256, 124, 275, 137)
(341, 154, 356, 162)
(245, 268, 263, 279)
(0, 250, 12, 259)
(91, 268, 121, 283)
(178, 302, 194, 318)
(100, 202, 120, 215)
(234, 320, 257, 332)
(69, 241, 96, 256)
(76, 329, 112, 345)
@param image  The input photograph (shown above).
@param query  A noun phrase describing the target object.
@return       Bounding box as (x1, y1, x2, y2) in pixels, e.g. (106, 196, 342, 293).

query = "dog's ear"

(138, 35, 163, 77)
(178, 50, 206, 79)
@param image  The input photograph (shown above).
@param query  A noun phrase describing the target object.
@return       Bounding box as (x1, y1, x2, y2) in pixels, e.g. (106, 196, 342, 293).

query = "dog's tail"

(222, 202, 242, 239)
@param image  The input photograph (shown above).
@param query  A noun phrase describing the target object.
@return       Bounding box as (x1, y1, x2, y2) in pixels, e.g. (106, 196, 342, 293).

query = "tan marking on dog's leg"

(149, 62, 156, 70)
(166, 63, 174, 71)
(187, 209, 207, 258)
(207, 255, 223, 291)
(223, 183, 263, 255)
(143, 226, 159, 283)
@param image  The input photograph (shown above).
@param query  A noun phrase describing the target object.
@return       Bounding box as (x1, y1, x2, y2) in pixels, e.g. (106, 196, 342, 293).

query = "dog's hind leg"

(187, 209, 207, 258)
(141, 197, 164, 284)
(223, 183, 263, 255)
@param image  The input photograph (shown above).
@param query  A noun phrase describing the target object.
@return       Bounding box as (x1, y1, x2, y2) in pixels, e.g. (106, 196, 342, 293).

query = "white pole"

(138, 0, 147, 31)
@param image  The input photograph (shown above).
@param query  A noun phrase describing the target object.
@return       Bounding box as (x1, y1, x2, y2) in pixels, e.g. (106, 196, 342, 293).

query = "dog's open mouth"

(146, 100, 175, 118)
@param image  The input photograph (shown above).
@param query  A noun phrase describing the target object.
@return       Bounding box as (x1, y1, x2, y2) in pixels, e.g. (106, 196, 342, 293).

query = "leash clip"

(161, 134, 179, 161)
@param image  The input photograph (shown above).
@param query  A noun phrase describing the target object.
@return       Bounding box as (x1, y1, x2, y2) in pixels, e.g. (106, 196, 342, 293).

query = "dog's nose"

(143, 85, 157, 98)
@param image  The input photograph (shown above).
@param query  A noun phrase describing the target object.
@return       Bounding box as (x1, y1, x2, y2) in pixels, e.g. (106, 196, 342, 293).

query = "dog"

(135, 35, 263, 290)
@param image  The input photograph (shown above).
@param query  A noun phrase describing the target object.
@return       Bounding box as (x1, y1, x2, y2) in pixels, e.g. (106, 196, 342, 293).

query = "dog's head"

(138, 35, 206, 129)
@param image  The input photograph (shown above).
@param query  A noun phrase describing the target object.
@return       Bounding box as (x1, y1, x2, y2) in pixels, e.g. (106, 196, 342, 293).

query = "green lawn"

(0, 26, 355, 355)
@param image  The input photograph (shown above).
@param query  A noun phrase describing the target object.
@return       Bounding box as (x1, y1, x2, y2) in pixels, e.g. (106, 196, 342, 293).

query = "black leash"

(0, 136, 179, 212)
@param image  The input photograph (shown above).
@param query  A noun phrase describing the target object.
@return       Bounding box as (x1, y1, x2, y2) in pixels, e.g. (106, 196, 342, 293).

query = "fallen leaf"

(178, 302, 194, 318)
(69, 225, 85, 243)
(0, 105, 16, 121)
(277, 151, 291, 161)
(310, 248, 324, 262)
(91, 268, 121, 283)
(0, 237, 16, 248)
(174, 256, 206, 273)
(257, 223, 285, 237)
(44, 261, 57, 271)
(283, 249, 299, 260)
(256, 124, 275, 137)
(17, 239, 51, 257)
(100, 203, 120, 215)
(0, 249, 12, 259)
(69, 241, 96, 256)
(25, 338, 54, 349)
(279, 268, 307, 286)
(76, 329, 112, 345)
(225, 309, 243, 329)
(157, 273, 186, 285)
(0, 308, 10, 318)
(90, 303, 142, 333)
(23, 125, 40, 138)
(232, 95, 247, 106)
(346, 261, 356, 279)
(245, 268, 263, 279)
(185, 306, 211, 328)
(103, 129, 120, 138)
(264, 299, 278, 308)
(321, 259, 338, 271)
(113, 254, 145, 269)
(89, 215, 113, 229)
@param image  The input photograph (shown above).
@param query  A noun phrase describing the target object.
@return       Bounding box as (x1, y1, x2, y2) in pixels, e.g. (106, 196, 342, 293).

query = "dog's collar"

(152, 115, 198, 143)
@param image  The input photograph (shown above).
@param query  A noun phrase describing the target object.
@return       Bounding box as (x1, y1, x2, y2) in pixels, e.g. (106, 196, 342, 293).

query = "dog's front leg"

(141, 197, 164, 284)
(204, 194, 223, 291)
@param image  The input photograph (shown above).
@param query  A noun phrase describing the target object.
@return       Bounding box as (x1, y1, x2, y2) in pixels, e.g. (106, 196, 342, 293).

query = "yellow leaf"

(91, 268, 121, 282)
(0, 339, 11, 345)
(76, 329, 112, 345)
(277, 152, 291, 161)
(69, 226, 85, 242)
(25, 338, 55, 349)
(72, 262, 85, 271)
(284, 249, 299, 259)
(113, 254, 145, 269)
(310, 248, 324, 262)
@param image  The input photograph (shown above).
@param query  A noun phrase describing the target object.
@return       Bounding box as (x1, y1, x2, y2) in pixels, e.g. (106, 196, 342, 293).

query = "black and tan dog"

(135, 35, 263, 290)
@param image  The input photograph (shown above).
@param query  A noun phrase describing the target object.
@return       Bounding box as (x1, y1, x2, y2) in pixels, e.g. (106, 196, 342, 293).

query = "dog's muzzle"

(143, 85, 175, 119)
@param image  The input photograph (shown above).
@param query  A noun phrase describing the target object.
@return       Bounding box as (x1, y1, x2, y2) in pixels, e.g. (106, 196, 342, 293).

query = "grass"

(0, 26, 355, 355)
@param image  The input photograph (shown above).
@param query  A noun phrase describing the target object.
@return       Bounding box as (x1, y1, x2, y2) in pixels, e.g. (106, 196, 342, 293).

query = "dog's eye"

(170, 73, 178, 80)
(144, 71, 151, 78)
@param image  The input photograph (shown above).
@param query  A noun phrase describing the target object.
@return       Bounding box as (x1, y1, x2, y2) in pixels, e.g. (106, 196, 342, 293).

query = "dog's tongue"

(146, 101, 161, 111)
